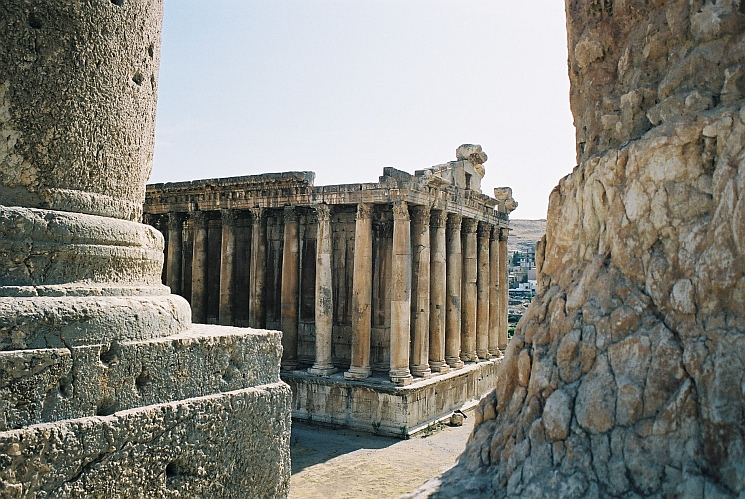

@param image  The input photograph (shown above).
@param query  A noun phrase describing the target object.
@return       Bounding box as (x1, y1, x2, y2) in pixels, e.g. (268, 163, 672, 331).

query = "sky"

(151, 1, 577, 220)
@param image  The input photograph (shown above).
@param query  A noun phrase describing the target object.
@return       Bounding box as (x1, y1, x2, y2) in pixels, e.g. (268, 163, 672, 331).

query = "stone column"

(489, 225, 502, 356)
(345, 203, 373, 380)
(498, 228, 509, 349)
(308, 203, 336, 376)
(410, 205, 431, 378)
(166, 212, 183, 295)
(280, 206, 300, 371)
(429, 210, 449, 373)
(476, 221, 491, 360)
(191, 211, 208, 324)
(390, 201, 413, 386)
(460, 217, 478, 363)
(219, 209, 236, 326)
(445, 214, 464, 369)
(249, 207, 267, 329)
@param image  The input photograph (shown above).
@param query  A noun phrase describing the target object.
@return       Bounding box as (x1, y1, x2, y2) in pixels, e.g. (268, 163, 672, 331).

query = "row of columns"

(157, 201, 509, 387)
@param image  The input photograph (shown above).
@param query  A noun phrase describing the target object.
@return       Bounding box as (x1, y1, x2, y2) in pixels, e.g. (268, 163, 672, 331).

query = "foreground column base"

(429, 360, 451, 374)
(308, 365, 337, 377)
(446, 356, 465, 369)
(344, 366, 371, 380)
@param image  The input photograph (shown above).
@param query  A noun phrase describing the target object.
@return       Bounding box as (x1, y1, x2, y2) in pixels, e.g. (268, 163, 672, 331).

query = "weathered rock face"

(407, 1, 745, 498)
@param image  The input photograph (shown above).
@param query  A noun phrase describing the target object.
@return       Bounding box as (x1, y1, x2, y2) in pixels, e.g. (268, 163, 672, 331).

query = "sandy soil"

(289, 412, 475, 499)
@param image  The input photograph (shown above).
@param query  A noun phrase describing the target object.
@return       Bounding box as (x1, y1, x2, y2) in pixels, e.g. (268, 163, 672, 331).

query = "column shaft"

(249, 207, 267, 329)
(166, 212, 182, 296)
(219, 209, 236, 326)
(489, 225, 502, 356)
(190, 211, 208, 323)
(445, 214, 464, 369)
(410, 205, 431, 378)
(498, 228, 509, 349)
(476, 222, 490, 360)
(345, 203, 373, 380)
(429, 210, 449, 373)
(390, 201, 413, 386)
(280, 206, 300, 371)
(309, 204, 336, 376)
(460, 218, 478, 363)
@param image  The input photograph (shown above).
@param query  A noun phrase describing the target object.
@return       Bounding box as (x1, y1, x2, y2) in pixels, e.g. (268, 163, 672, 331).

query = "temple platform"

(281, 357, 502, 439)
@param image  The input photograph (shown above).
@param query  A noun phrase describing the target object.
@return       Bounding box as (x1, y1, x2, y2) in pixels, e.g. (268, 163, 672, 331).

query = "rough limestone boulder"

(408, 1, 745, 497)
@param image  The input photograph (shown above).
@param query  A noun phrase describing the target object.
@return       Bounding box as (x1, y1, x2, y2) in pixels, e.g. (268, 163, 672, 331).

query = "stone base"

(0, 324, 292, 498)
(0, 385, 291, 498)
(282, 357, 501, 439)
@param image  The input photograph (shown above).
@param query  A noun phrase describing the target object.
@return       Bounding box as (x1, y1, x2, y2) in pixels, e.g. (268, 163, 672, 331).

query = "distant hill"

(507, 219, 546, 255)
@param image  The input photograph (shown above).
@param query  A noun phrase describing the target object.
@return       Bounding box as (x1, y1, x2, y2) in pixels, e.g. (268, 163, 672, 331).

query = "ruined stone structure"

(408, 1, 745, 497)
(0, 2, 290, 497)
(144, 145, 517, 436)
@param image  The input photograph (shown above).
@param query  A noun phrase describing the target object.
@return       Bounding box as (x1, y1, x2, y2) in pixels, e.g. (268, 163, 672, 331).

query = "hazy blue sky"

(151, 1, 576, 220)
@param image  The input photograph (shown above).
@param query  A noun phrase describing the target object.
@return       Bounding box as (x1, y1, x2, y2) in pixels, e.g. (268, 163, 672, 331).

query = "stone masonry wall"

(408, 1, 745, 498)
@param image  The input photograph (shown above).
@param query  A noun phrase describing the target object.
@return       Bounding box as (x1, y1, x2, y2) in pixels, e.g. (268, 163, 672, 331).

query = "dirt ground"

(289, 412, 475, 499)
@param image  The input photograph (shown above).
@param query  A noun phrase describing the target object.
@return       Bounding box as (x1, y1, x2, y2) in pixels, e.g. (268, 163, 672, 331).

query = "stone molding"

(446, 213, 462, 230)
(410, 205, 431, 226)
(462, 218, 478, 233)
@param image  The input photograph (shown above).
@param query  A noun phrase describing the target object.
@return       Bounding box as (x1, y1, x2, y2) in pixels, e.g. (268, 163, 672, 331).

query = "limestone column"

(429, 210, 449, 373)
(191, 211, 208, 323)
(166, 212, 183, 295)
(460, 217, 478, 363)
(498, 227, 509, 349)
(219, 209, 236, 326)
(476, 221, 491, 360)
(410, 205, 431, 378)
(345, 203, 373, 380)
(489, 225, 502, 356)
(390, 201, 413, 386)
(308, 203, 336, 376)
(445, 213, 464, 369)
(280, 206, 300, 371)
(249, 207, 267, 329)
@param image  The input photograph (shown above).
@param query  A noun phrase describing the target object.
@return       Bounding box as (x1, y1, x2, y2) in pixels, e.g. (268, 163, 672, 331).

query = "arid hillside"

(507, 219, 546, 255)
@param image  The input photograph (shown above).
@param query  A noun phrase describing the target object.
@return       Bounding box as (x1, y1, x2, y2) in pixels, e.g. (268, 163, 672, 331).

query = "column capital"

(462, 217, 478, 233)
(249, 206, 265, 224)
(446, 213, 462, 230)
(392, 201, 409, 221)
(191, 211, 208, 229)
(490, 224, 499, 240)
(409, 205, 431, 226)
(314, 203, 331, 221)
(477, 221, 491, 239)
(356, 202, 373, 220)
(167, 212, 183, 231)
(283, 205, 298, 223)
(430, 210, 448, 228)
(499, 227, 509, 242)
(221, 208, 237, 226)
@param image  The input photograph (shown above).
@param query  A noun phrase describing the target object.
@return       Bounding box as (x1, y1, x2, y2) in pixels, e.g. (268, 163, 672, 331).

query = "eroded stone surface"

(407, 1, 745, 498)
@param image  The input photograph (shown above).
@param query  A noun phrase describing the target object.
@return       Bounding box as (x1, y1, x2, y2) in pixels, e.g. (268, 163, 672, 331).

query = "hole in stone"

(28, 13, 43, 29)
(165, 460, 191, 489)
(132, 72, 144, 86)
(150, 74, 156, 89)
(135, 371, 151, 393)
(96, 396, 117, 416)
(148, 43, 154, 58)
(111, 0, 124, 6)
(59, 377, 72, 398)
(99, 344, 119, 366)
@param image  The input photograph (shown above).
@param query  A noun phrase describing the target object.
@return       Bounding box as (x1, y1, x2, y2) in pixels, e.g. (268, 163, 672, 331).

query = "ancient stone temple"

(144, 145, 517, 436)
(0, 2, 290, 497)
(409, 0, 745, 497)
